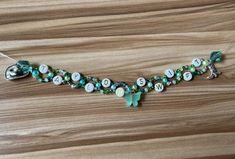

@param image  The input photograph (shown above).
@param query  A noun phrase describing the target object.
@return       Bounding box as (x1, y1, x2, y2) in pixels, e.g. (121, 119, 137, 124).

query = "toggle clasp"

(4, 60, 31, 80)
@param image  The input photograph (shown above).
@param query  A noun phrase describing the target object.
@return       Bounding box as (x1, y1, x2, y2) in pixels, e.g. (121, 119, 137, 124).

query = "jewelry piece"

(4, 51, 223, 107)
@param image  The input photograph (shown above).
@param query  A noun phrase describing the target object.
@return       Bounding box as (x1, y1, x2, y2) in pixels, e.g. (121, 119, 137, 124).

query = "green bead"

(36, 77, 42, 82)
(126, 86, 132, 93)
(202, 68, 207, 72)
(17, 60, 31, 74)
(132, 85, 138, 91)
(210, 51, 222, 63)
(172, 80, 177, 85)
(202, 60, 209, 66)
(111, 85, 116, 90)
(176, 71, 182, 77)
(144, 88, 149, 93)
(48, 72, 54, 79)
(154, 76, 161, 80)
(162, 77, 168, 83)
(64, 75, 70, 81)
(96, 83, 101, 90)
(176, 76, 181, 81)
(147, 82, 153, 88)
(189, 66, 196, 72)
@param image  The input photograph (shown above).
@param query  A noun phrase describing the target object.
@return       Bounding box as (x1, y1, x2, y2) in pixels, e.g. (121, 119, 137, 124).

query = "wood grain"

(0, 0, 235, 158)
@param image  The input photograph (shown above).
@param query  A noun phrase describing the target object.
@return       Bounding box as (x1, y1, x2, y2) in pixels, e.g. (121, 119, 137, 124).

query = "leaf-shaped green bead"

(210, 51, 222, 63)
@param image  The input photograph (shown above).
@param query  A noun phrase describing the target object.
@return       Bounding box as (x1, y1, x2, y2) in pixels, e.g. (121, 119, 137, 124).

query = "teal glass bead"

(48, 72, 54, 79)
(96, 83, 101, 90)
(126, 86, 132, 93)
(162, 77, 168, 83)
(111, 85, 116, 90)
(79, 79, 86, 86)
(32, 70, 39, 77)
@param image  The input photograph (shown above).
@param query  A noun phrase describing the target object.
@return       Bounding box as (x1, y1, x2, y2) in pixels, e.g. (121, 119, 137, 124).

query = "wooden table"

(0, 0, 235, 158)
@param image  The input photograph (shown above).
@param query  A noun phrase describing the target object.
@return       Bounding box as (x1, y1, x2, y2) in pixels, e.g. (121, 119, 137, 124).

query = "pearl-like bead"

(115, 87, 125, 97)
(102, 78, 111, 88)
(39, 64, 48, 74)
(71, 72, 81, 82)
(85, 83, 95, 93)
(183, 72, 193, 81)
(136, 77, 146, 87)
(165, 69, 175, 78)
(192, 58, 202, 67)
(155, 83, 164, 93)
(53, 75, 63, 85)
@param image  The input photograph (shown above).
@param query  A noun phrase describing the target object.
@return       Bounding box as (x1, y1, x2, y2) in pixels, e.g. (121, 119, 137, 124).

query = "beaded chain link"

(4, 51, 223, 107)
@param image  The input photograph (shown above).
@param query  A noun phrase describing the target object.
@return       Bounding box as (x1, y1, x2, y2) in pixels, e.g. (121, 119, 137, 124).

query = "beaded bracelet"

(4, 51, 223, 107)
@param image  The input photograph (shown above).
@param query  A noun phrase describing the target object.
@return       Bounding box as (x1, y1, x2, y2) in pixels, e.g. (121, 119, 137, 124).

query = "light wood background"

(0, 0, 235, 159)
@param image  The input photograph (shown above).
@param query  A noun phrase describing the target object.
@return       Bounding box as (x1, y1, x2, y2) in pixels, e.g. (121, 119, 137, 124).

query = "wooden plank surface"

(0, 0, 235, 158)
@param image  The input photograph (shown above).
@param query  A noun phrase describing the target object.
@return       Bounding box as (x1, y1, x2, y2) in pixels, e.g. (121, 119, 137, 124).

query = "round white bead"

(53, 75, 63, 85)
(115, 87, 125, 97)
(165, 68, 175, 78)
(71, 72, 81, 82)
(192, 58, 202, 67)
(154, 83, 164, 93)
(102, 78, 111, 88)
(136, 77, 146, 87)
(183, 72, 193, 81)
(85, 83, 95, 93)
(39, 64, 48, 74)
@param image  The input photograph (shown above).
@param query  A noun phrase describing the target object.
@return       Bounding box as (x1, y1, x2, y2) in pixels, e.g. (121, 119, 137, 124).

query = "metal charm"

(4, 60, 31, 80)
(207, 63, 221, 80)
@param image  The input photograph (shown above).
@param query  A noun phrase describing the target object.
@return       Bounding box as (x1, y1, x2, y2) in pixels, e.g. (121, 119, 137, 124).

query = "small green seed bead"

(172, 80, 177, 85)
(202, 68, 207, 72)
(176, 76, 181, 81)
(144, 88, 149, 93)
(154, 76, 161, 80)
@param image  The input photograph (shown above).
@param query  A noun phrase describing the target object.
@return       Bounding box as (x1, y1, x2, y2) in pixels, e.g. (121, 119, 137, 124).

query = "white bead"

(115, 87, 125, 97)
(71, 72, 81, 82)
(154, 83, 164, 93)
(53, 75, 63, 85)
(102, 78, 111, 88)
(165, 69, 175, 78)
(192, 58, 202, 67)
(183, 72, 193, 81)
(39, 64, 48, 74)
(136, 77, 146, 87)
(85, 83, 95, 93)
